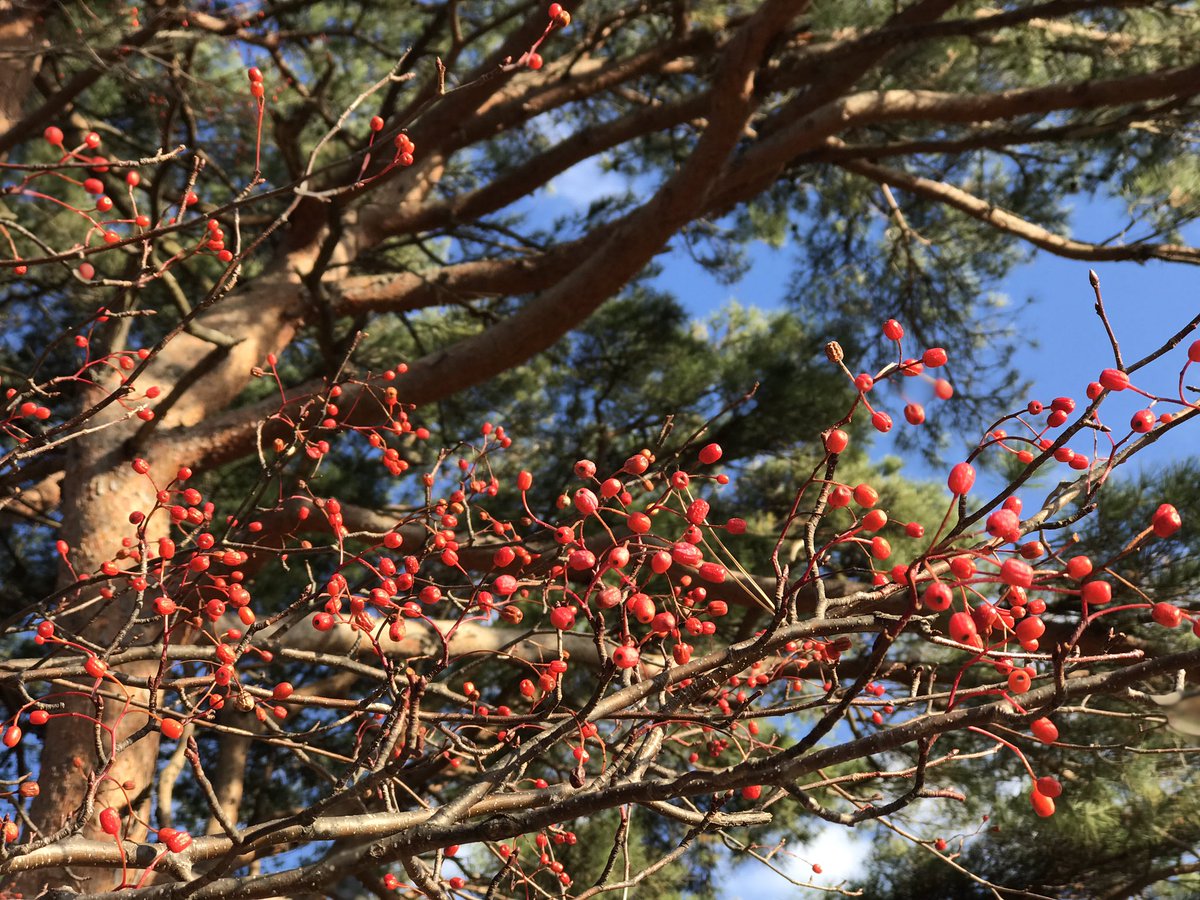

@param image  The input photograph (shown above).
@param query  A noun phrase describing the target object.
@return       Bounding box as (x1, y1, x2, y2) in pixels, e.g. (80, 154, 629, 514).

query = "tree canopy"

(0, 1, 1199, 897)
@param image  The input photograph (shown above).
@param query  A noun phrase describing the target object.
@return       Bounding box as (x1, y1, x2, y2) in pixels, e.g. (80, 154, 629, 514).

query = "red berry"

(1066, 555, 1092, 579)
(861, 509, 887, 532)
(44, 126, 64, 146)
(1000, 559, 1033, 589)
(1153, 503, 1182, 538)
(986, 508, 1020, 541)
(853, 484, 879, 507)
(1189, 340, 1200, 363)
(3, 726, 21, 748)
(612, 645, 639, 669)
(933, 378, 954, 400)
(948, 611, 977, 644)
(1008, 669, 1031, 693)
(871, 411, 893, 433)
(370, 115, 384, 132)
(1030, 787, 1056, 817)
(883, 319, 904, 341)
(160, 717, 184, 740)
(904, 402, 925, 425)
(1036, 776, 1062, 798)
(84, 132, 101, 148)
(698, 442, 723, 465)
(922, 347, 948, 367)
(573, 488, 599, 516)
(1130, 409, 1155, 433)
(1030, 717, 1058, 744)
(921, 583, 953, 611)
(1152, 602, 1183, 628)
(549, 607, 576, 630)
(1080, 579, 1111, 606)
(824, 429, 849, 453)
(527, 52, 543, 69)
(741, 784, 762, 800)
(98, 807, 122, 836)
(1098, 368, 1129, 391)
(247, 66, 264, 82)
(947, 462, 975, 496)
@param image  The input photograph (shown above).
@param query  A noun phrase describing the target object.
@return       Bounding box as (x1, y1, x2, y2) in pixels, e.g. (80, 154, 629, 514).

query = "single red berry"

(247, 66, 264, 82)
(1065, 555, 1092, 579)
(854, 373, 874, 393)
(947, 462, 976, 496)
(698, 442, 723, 465)
(1152, 602, 1183, 628)
(549, 607, 576, 630)
(986, 508, 1020, 541)
(741, 784, 762, 800)
(1008, 669, 1031, 693)
(824, 429, 848, 453)
(828, 485, 852, 508)
(99, 807, 121, 835)
(1030, 787, 1056, 817)
(84, 131, 101, 148)
(3, 726, 21, 748)
(922, 583, 953, 611)
(1153, 503, 1182, 538)
(861, 509, 887, 532)
(160, 717, 184, 740)
(1098, 368, 1129, 392)
(1036, 776, 1062, 798)
(1080, 579, 1111, 605)
(1030, 717, 1058, 744)
(573, 488, 600, 516)
(871, 411, 892, 433)
(1000, 558, 1033, 589)
(922, 347, 948, 367)
(1189, 339, 1200, 363)
(853, 483, 879, 507)
(948, 611, 977, 644)
(1130, 409, 1155, 433)
(527, 52, 543, 69)
(934, 378, 954, 400)
(882, 319, 904, 341)
(44, 126, 64, 146)
(370, 115, 384, 132)
(904, 402, 925, 425)
(612, 645, 639, 669)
